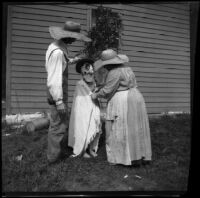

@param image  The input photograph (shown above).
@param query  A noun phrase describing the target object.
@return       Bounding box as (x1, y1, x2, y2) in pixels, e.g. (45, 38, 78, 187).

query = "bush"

(83, 6, 122, 60)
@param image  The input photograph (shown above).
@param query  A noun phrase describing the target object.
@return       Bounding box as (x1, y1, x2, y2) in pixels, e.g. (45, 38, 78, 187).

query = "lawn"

(2, 114, 190, 195)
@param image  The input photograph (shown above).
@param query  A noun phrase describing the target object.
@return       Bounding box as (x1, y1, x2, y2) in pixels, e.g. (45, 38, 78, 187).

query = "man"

(45, 21, 91, 164)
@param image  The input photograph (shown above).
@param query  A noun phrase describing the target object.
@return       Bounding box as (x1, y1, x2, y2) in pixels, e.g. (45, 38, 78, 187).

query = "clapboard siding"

(131, 4, 189, 20)
(11, 90, 47, 96)
(13, 5, 87, 17)
(124, 45, 190, 57)
(7, 3, 190, 114)
(9, 4, 88, 114)
(101, 4, 189, 23)
(122, 29, 189, 45)
(135, 4, 189, 17)
(122, 32, 189, 48)
(20, 4, 88, 12)
(122, 14, 189, 31)
(119, 3, 190, 113)
(161, 3, 189, 10)
(122, 39, 190, 52)
(12, 7, 87, 23)
(123, 25, 189, 40)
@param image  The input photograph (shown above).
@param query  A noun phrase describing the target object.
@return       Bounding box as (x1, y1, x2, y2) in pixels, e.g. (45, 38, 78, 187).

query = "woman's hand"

(91, 93, 97, 100)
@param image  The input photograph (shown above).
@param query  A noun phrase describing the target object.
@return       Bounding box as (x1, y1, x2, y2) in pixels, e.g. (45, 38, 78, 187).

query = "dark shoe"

(60, 146, 73, 159)
(131, 160, 141, 168)
(59, 151, 70, 160)
(141, 160, 151, 166)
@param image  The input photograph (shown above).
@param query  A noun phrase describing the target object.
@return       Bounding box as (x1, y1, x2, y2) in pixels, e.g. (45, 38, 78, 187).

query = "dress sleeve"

(96, 69, 121, 99)
(46, 49, 64, 103)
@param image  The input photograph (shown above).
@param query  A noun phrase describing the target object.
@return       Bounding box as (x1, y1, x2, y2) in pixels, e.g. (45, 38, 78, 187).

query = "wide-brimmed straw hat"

(94, 49, 129, 71)
(49, 21, 91, 42)
(76, 58, 94, 74)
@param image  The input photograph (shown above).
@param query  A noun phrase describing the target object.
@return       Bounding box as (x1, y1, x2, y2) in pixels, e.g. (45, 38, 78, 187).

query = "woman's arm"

(92, 69, 121, 100)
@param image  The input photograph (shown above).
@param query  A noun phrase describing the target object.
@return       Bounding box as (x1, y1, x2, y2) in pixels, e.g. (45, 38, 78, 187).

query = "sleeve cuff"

(56, 100, 63, 106)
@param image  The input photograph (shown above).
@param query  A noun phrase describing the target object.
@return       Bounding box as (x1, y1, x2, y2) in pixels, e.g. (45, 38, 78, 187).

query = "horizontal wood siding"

(9, 4, 88, 114)
(8, 3, 190, 114)
(121, 3, 190, 114)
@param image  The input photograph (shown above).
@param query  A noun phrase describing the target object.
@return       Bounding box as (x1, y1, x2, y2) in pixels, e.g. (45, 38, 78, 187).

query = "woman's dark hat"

(76, 58, 94, 74)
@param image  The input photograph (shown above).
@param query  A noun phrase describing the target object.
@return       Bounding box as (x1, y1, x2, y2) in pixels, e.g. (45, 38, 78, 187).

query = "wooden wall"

(6, 3, 190, 114)
(121, 3, 191, 114)
(7, 4, 88, 114)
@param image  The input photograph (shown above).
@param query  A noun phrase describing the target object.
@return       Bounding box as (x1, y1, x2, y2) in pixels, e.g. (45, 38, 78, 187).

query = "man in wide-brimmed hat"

(45, 21, 91, 164)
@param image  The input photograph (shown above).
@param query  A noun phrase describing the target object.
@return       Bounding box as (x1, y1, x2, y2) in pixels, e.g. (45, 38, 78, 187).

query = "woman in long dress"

(91, 49, 152, 166)
(68, 59, 101, 158)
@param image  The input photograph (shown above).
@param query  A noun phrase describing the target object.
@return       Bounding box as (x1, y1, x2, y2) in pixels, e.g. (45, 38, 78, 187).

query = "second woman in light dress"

(91, 49, 152, 166)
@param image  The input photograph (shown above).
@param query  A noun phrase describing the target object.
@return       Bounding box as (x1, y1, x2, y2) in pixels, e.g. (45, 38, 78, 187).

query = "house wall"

(6, 4, 88, 114)
(6, 3, 191, 114)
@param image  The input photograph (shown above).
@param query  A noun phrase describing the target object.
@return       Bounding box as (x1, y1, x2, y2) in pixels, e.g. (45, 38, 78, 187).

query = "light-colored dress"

(68, 79, 101, 156)
(96, 66, 152, 165)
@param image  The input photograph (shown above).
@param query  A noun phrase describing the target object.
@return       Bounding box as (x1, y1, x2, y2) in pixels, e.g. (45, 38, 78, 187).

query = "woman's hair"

(104, 64, 123, 71)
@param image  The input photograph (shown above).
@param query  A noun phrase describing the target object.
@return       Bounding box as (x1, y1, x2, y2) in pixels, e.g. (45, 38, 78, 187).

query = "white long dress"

(68, 79, 101, 156)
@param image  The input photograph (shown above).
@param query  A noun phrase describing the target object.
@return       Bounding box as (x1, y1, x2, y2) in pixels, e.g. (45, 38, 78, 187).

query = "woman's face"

(94, 66, 108, 86)
(81, 63, 94, 83)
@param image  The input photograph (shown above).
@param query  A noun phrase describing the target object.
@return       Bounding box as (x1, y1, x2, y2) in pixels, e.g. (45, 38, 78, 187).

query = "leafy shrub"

(83, 6, 122, 60)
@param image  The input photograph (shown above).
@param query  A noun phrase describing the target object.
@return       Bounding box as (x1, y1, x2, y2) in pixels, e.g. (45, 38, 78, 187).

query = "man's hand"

(68, 56, 81, 64)
(56, 102, 66, 115)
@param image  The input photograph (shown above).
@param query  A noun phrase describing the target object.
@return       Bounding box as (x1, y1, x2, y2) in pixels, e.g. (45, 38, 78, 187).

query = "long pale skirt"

(68, 80, 101, 157)
(106, 87, 152, 165)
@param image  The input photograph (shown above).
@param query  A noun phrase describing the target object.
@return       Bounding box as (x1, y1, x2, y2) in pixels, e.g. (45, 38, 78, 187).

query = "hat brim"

(76, 58, 94, 74)
(94, 55, 129, 71)
(49, 27, 91, 42)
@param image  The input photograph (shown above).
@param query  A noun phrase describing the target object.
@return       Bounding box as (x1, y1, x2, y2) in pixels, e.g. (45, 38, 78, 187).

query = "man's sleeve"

(46, 49, 64, 104)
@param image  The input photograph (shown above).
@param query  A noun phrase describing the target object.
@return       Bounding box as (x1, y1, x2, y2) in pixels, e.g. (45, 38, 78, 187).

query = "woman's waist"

(116, 85, 138, 92)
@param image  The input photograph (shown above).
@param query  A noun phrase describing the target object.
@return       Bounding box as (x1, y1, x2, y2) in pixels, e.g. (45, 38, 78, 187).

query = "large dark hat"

(76, 58, 94, 74)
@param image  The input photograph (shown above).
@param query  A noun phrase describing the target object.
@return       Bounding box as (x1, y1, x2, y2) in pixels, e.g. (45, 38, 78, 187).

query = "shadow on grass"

(2, 114, 190, 193)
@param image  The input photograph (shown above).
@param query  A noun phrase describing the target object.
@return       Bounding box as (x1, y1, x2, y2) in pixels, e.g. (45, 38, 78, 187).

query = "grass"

(2, 114, 190, 194)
